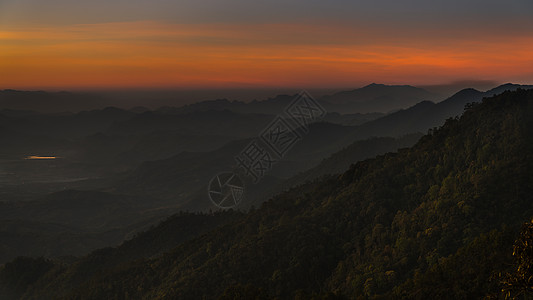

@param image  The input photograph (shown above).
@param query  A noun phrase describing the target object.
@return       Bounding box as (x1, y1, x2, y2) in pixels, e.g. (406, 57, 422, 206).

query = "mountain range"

(1, 83, 436, 115)
(0, 83, 532, 289)
(3, 87, 532, 299)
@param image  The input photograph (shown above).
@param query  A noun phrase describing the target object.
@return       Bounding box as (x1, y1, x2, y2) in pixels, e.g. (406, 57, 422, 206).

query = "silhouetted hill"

(0, 211, 243, 299)
(107, 84, 533, 211)
(157, 84, 435, 115)
(107, 109, 273, 137)
(347, 100, 436, 138)
(285, 133, 423, 186)
(0, 190, 178, 264)
(323, 112, 385, 126)
(485, 83, 533, 97)
(1, 107, 135, 140)
(0, 190, 164, 230)
(112, 138, 250, 208)
(110, 121, 372, 210)
(153, 95, 294, 115)
(0, 219, 126, 265)
(156, 98, 239, 114)
(320, 83, 435, 113)
(340, 83, 532, 142)
(14, 89, 533, 299)
(117, 131, 236, 164)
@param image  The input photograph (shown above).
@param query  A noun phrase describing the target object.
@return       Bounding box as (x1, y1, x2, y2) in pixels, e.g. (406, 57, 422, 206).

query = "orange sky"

(1, 21, 532, 89)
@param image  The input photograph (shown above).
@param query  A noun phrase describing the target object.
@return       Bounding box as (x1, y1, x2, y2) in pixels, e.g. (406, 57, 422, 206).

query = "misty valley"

(1, 84, 533, 299)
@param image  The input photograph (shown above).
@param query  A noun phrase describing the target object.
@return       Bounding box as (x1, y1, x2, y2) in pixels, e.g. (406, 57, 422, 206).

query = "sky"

(0, 0, 532, 90)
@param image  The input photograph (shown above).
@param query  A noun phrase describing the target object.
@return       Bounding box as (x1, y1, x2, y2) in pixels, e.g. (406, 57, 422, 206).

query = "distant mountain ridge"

(341, 83, 533, 140)
(319, 83, 435, 112)
(2, 83, 531, 115)
(103, 83, 533, 211)
(131, 82, 529, 116)
(156, 84, 435, 114)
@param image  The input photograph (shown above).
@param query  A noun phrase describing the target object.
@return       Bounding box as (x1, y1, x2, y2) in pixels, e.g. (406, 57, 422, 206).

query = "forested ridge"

(3, 89, 533, 299)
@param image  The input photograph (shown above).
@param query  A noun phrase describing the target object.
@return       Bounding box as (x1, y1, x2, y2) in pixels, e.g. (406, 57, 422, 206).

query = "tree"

(501, 219, 533, 299)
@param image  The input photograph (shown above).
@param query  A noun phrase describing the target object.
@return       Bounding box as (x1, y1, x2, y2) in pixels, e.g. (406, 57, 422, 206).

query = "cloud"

(1, 0, 532, 28)
(0, 21, 532, 89)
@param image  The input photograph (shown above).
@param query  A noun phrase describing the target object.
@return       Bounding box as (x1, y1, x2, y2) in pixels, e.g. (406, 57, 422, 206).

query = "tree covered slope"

(7, 88, 533, 299)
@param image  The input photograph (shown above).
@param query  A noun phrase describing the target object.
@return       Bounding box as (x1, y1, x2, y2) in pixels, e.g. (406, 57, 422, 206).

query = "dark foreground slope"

(11, 89, 533, 299)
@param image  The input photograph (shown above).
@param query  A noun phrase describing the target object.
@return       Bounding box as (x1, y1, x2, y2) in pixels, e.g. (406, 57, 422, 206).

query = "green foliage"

(219, 283, 269, 300)
(11, 89, 533, 299)
(0, 257, 54, 300)
(501, 219, 533, 299)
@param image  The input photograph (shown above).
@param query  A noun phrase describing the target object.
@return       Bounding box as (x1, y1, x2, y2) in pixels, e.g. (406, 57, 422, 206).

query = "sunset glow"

(1, 0, 532, 89)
